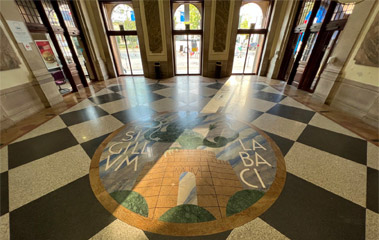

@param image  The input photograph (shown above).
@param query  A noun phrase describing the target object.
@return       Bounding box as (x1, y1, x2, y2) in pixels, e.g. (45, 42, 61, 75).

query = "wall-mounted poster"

(6, 20, 33, 51)
(35, 40, 59, 70)
(354, 13, 379, 68)
(0, 27, 21, 71)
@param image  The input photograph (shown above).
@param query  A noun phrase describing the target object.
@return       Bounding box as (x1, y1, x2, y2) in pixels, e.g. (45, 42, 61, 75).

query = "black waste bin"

(154, 62, 161, 79)
(215, 61, 222, 78)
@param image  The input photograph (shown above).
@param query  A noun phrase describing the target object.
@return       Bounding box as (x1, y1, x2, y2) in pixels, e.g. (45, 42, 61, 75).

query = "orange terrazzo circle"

(89, 113, 286, 236)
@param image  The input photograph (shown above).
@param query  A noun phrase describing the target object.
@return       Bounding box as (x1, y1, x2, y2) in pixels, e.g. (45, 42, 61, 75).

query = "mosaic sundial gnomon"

(90, 112, 286, 236)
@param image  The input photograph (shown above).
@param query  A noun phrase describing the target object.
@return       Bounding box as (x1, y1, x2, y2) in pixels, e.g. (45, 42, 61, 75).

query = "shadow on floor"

(144, 230, 232, 240)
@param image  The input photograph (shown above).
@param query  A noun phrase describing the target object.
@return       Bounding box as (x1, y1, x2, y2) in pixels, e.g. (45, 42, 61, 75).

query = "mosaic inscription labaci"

(90, 112, 285, 234)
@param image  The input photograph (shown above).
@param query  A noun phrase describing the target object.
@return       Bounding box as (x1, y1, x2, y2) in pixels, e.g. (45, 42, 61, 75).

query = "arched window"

(101, 2, 143, 75)
(238, 3, 264, 29)
(110, 4, 136, 31)
(232, 1, 270, 75)
(172, 1, 203, 75)
(173, 3, 202, 30)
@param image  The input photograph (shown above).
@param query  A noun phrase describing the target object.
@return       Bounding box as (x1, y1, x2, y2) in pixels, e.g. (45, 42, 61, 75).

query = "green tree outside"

(173, 4, 201, 30)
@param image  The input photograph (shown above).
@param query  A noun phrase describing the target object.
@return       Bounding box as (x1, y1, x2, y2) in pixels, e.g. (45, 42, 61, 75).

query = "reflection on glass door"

(232, 34, 264, 74)
(110, 36, 132, 75)
(126, 36, 143, 75)
(101, 2, 144, 76)
(188, 35, 201, 74)
(71, 36, 88, 76)
(174, 34, 201, 74)
(174, 35, 188, 74)
(172, 2, 203, 75)
(232, 1, 271, 75)
(110, 35, 143, 75)
(244, 34, 264, 74)
(233, 34, 248, 74)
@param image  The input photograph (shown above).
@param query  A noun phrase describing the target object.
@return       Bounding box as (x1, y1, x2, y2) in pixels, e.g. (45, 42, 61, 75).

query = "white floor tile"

(98, 99, 131, 114)
(0, 146, 8, 173)
(68, 115, 123, 143)
(90, 220, 148, 240)
(367, 142, 379, 170)
(14, 117, 67, 143)
(285, 142, 367, 207)
(308, 113, 361, 139)
(366, 209, 379, 240)
(63, 99, 95, 114)
(0, 214, 9, 240)
(8, 145, 90, 211)
(279, 97, 312, 111)
(252, 113, 307, 141)
(228, 218, 289, 240)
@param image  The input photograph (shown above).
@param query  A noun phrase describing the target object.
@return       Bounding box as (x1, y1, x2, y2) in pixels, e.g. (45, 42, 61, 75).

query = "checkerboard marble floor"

(0, 76, 378, 240)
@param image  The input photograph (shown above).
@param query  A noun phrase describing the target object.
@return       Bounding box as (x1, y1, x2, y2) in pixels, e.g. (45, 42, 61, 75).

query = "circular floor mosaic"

(90, 112, 286, 236)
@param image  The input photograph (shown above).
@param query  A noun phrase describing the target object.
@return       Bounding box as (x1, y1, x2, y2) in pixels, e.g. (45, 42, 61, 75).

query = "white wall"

(0, 20, 32, 90)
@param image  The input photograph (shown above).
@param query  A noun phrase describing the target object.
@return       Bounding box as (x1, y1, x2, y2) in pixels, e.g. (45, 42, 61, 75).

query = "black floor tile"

(252, 91, 286, 103)
(149, 92, 166, 102)
(80, 134, 111, 159)
(148, 83, 170, 91)
(8, 128, 78, 169)
(89, 93, 124, 105)
(297, 125, 367, 165)
(10, 175, 115, 240)
(172, 93, 204, 105)
(260, 173, 366, 240)
(189, 98, 212, 109)
(367, 167, 379, 213)
(207, 82, 224, 90)
(144, 230, 232, 240)
(251, 83, 267, 91)
(1, 171, 8, 216)
(267, 104, 315, 124)
(112, 106, 155, 124)
(60, 106, 109, 126)
(264, 131, 294, 156)
(108, 85, 124, 92)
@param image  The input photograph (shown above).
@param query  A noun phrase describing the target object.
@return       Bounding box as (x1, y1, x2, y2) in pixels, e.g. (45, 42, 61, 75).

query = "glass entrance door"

(110, 35, 143, 75)
(172, 2, 203, 75)
(101, 2, 144, 76)
(174, 34, 201, 74)
(232, 34, 264, 74)
(231, 2, 271, 75)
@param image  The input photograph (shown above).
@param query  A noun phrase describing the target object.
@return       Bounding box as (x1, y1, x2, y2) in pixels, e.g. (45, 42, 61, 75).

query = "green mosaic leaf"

(177, 129, 204, 149)
(226, 189, 265, 217)
(159, 204, 216, 223)
(110, 190, 148, 217)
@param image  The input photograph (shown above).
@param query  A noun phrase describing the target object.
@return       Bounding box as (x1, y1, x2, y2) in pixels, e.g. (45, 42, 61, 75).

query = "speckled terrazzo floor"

(0, 75, 378, 240)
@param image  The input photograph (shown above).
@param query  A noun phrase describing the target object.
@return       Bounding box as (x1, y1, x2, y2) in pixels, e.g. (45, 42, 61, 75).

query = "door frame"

(280, 0, 354, 93)
(231, 0, 273, 75)
(99, 0, 144, 76)
(171, 0, 204, 76)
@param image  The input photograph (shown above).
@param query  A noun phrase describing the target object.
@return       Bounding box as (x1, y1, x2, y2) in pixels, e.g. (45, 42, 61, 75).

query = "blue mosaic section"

(99, 113, 278, 195)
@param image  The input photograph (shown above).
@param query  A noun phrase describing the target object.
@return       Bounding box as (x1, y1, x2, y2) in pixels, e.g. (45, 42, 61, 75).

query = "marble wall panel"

(0, 83, 45, 131)
(330, 78, 379, 127)
(143, 0, 163, 54)
(213, 1, 230, 52)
